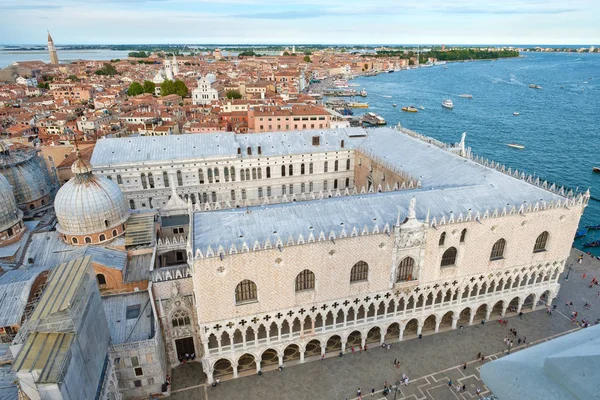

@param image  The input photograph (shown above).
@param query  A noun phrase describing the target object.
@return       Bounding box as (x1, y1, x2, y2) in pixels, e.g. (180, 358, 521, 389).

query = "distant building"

(192, 74, 219, 105)
(16, 76, 38, 87)
(47, 31, 59, 65)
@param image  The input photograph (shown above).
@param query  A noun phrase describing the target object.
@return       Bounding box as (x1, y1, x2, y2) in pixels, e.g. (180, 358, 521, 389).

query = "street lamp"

(565, 264, 573, 281)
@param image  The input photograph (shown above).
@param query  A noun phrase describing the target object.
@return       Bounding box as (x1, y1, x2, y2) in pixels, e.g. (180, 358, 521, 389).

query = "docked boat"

(513, 112, 520, 116)
(583, 240, 600, 248)
(387, 69, 394, 73)
(585, 224, 600, 230)
(441, 99, 454, 109)
(458, 94, 473, 99)
(359, 89, 367, 97)
(507, 143, 525, 149)
(528, 84, 542, 89)
(401, 106, 418, 113)
(593, 167, 600, 173)
(333, 79, 348, 87)
(348, 83, 360, 87)
(575, 228, 588, 238)
(347, 102, 369, 108)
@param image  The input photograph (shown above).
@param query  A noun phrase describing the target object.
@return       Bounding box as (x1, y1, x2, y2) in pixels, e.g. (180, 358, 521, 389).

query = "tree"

(283, 51, 290, 56)
(226, 90, 242, 99)
(94, 63, 118, 76)
(142, 80, 156, 94)
(67, 74, 80, 82)
(37, 82, 49, 89)
(127, 82, 144, 96)
(303, 55, 311, 63)
(304, 50, 312, 55)
(173, 80, 188, 97)
(128, 51, 148, 58)
(160, 80, 175, 96)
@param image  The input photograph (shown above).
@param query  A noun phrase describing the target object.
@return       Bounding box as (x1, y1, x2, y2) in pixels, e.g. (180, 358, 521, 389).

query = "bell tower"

(47, 31, 59, 64)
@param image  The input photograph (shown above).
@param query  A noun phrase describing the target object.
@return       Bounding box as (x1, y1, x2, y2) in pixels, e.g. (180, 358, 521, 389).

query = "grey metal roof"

(124, 253, 152, 283)
(192, 128, 563, 254)
(90, 127, 366, 166)
(0, 344, 17, 400)
(102, 291, 154, 345)
(161, 215, 189, 228)
(0, 267, 46, 327)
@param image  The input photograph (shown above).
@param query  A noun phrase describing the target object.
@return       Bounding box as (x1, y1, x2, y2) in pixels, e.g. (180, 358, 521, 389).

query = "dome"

(0, 174, 22, 233)
(205, 73, 217, 84)
(55, 158, 130, 242)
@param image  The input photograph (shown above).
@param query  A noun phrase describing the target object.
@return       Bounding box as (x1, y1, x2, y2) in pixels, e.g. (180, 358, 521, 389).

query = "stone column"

(343, 310, 348, 327)
(379, 332, 386, 345)
(435, 320, 441, 333)
(361, 336, 366, 349)
(517, 299, 524, 314)
(399, 324, 405, 341)
(203, 341, 210, 356)
(278, 325, 282, 342)
(416, 323, 423, 336)
(341, 338, 347, 353)
(546, 294, 555, 306)
(311, 319, 315, 334)
(217, 338, 222, 353)
(468, 311, 475, 326)
(531, 295, 539, 311)
(300, 349, 305, 363)
(485, 308, 492, 321)
(501, 304, 508, 317)
(321, 346, 326, 357)
(451, 317, 459, 329)
(242, 331, 247, 349)
(278, 354, 284, 367)
(256, 360, 261, 374)
(233, 363, 239, 378)
(206, 369, 214, 384)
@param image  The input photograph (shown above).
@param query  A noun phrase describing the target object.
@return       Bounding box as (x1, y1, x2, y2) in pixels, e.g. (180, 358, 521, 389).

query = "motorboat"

(458, 94, 473, 98)
(583, 240, 600, 248)
(441, 99, 454, 109)
(593, 167, 600, 173)
(528, 84, 542, 89)
(513, 112, 520, 116)
(575, 228, 588, 238)
(392, 104, 397, 107)
(401, 106, 418, 113)
(507, 143, 525, 149)
(419, 106, 425, 110)
(347, 102, 369, 108)
(585, 224, 600, 230)
(359, 89, 367, 97)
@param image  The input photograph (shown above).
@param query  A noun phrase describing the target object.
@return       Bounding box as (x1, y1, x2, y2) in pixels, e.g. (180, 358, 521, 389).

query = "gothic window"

(148, 173, 154, 188)
(438, 232, 446, 246)
(245, 169, 250, 181)
(534, 231, 549, 252)
(107, 175, 112, 181)
(258, 187, 263, 198)
(224, 167, 229, 182)
(334, 160, 339, 172)
(214, 168, 220, 183)
(99, 234, 106, 241)
(237, 147, 241, 155)
(289, 165, 293, 176)
(141, 173, 148, 189)
(211, 191, 217, 203)
(247, 147, 252, 155)
(323, 180, 328, 191)
(258, 146, 262, 155)
(490, 239, 506, 260)
(252, 168, 257, 180)
(117, 175, 123, 185)
(96, 274, 106, 285)
(129, 199, 135, 209)
(301, 163, 305, 175)
(460, 228, 467, 243)
(207, 169, 213, 183)
(257, 168, 262, 179)
(171, 310, 191, 327)
(235, 280, 257, 303)
(198, 169, 205, 184)
(350, 261, 368, 283)
(176, 170, 183, 186)
(202, 193, 208, 203)
(334, 179, 338, 190)
(346, 158, 351, 170)
(242, 189, 247, 200)
(345, 177, 349, 188)
(301, 183, 305, 193)
(396, 257, 414, 282)
(309, 162, 314, 174)
(163, 171, 170, 187)
(295, 269, 315, 292)
(281, 165, 286, 177)
(441, 247, 457, 267)
(267, 186, 272, 197)
(324, 161, 328, 173)
(281, 185, 286, 195)
(230, 190, 235, 201)
(230, 167, 235, 182)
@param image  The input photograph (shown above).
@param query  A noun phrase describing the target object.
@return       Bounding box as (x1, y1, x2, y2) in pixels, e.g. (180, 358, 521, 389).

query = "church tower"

(47, 31, 59, 64)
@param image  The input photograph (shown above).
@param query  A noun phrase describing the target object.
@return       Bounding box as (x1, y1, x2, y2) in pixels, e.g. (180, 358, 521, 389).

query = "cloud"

(0, 4, 62, 11)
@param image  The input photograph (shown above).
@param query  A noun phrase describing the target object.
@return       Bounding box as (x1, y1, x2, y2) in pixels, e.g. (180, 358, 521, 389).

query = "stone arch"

(474, 304, 487, 320)
(335, 309, 344, 325)
(246, 327, 256, 343)
(470, 284, 479, 297)
(314, 314, 324, 330)
(387, 299, 396, 314)
(325, 335, 342, 353)
(283, 344, 301, 362)
(366, 303, 376, 318)
(551, 267, 560, 280)
(490, 300, 504, 317)
(346, 330, 362, 347)
(357, 305, 366, 320)
(260, 348, 279, 367)
(291, 318, 301, 334)
(422, 315, 436, 332)
(540, 289, 552, 306)
(457, 307, 470, 325)
(385, 322, 400, 341)
(212, 358, 234, 377)
(366, 326, 381, 344)
(443, 289, 453, 302)
(508, 296, 520, 313)
(207, 333, 218, 350)
(281, 320, 290, 336)
(236, 353, 256, 375)
(425, 292, 434, 306)
(346, 307, 355, 322)
(415, 294, 424, 308)
(303, 315, 312, 333)
(398, 297, 406, 312)
(304, 339, 322, 357)
(440, 311, 454, 329)
(257, 324, 267, 340)
(221, 331, 231, 348)
(268, 321, 278, 339)
(232, 329, 244, 345)
(462, 286, 469, 299)
(404, 318, 419, 338)
(325, 311, 334, 327)
(523, 293, 536, 309)
(376, 301, 386, 316)
(434, 290, 443, 304)
(495, 278, 504, 292)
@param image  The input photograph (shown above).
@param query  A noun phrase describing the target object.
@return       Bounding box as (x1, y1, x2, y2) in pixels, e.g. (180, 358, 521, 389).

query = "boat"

(507, 143, 525, 149)
(593, 167, 600, 173)
(441, 99, 454, 109)
(434, 61, 447, 66)
(392, 104, 397, 107)
(583, 240, 600, 248)
(359, 89, 367, 97)
(401, 106, 418, 113)
(419, 106, 425, 110)
(387, 69, 394, 73)
(585, 224, 600, 230)
(458, 94, 473, 99)
(381, 95, 392, 98)
(333, 79, 348, 87)
(528, 84, 542, 89)
(513, 112, 520, 116)
(347, 102, 369, 108)
(348, 83, 360, 87)
(361, 112, 386, 125)
(575, 228, 588, 238)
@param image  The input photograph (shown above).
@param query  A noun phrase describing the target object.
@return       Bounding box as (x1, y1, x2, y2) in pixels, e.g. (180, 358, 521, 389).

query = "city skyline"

(1, 0, 599, 45)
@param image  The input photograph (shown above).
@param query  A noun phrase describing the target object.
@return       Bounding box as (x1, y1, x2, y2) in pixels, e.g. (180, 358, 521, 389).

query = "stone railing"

(110, 337, 159, 353)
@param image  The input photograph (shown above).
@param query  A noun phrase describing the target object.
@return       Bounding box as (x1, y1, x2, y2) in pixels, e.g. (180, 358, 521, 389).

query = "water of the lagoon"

(0, 49, 132, 68)
(347, 53, 600, 255)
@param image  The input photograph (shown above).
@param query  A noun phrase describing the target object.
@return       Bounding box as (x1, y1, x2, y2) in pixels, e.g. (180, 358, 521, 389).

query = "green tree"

(128, 51, 148, 58)
(160, 80, 175, 96)
(283, 51, 290, 56)
(67, 74, 80, 82)
(127, 82, 144, 96)
(142, 80, 156, 94)
(304, 50, 312, 55)
(173, 80, 189, 97)
(226, 90, 242, 99)
(94, 63, 118, 76)
(37, 82, 49, 89)
(303, 55, 311, 63)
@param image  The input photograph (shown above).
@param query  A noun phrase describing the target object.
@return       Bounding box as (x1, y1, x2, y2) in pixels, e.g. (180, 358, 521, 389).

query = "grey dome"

(0, 174, 22, 232)
(205, 73, 217, 84)
(54, 165, 130, 236)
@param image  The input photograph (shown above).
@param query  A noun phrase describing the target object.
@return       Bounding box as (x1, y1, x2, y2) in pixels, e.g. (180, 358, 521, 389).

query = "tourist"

(463, 362, 467, 370)
(518, 311, 523, 319)
(364, 344, 368, 352)
(579, 256, 584, 265)
(393, 358, 397, 366)
(476, 387, 482, 397)
(584, 302, 590, 309)
(477, 352, 482, 360)
(504, 336, 507, 345)
(357, 387, 361, 398)
(351, 346, 355, 355)
(517, 337, 521, 345)
(462, 384, 466, 392)
(480, 354, 485, 363)
(321, 354, 325, 361)
(513, 329, 518, 337)
(371, 388, 375, 396)
(448, 379, 453, 387)
(387, 344, 391, 351)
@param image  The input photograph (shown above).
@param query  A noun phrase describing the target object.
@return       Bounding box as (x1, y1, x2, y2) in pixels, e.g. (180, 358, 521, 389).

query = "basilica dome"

(54, 155, 130, 245)
(0, 173, 25, 246)
(0, 141, 54, 212)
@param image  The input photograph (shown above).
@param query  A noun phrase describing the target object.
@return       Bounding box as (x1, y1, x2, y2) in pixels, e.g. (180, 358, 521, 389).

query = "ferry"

(441, 99, 454, 109)
(347, 102, 369, 108)
(361, 112, 386, 125)
(401, 106, 418, 113)
(458, 94, 473, 99)
(528, 84, 543, 89)
(507, 143, 525, 149)
(593, 167, 600, 173)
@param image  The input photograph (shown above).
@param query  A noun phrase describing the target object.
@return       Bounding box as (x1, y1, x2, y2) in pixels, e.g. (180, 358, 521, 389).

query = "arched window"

(266, 166, 271, 178)
(72, 237, 78, 244)
(148, 172, 154, 188)
(129, 199, 135, 209)
(141, 173, 148, 189)
(257, 168, 262, 179)
(171, 310, 191, 327)
(441, 247, 457, 267)
(345, 177, 350, 188)
(207, 169, 213, 183)
(309, 182, 313, 192)
(96, 274, 106, 285)
(534, 231, 549, 252)
(295, 269, 315, 292)
(223, 167, 229, 182)
(85, 237, 92, 244)
(341, 140, 345, 148)
(107, 175, 112, 181)
(460, 228, 467, 243)
(198, 169, 204, 184)
(117, 175, 123, 184)
(99, 234, 106, 242)
(490, 239, 506, 260)
(281, 165, 286, 177)
(240, 169, 245, 181)
(235, 280, 257, 303)
(309, 162, 314, 174)
(346, 159, 351, 170)
(350, 261, 368, 282)
(163, 171, 169, 187)
(323, 180, 328, 191)
(237, 147, 241, 155)
(323, 161, 328, 173)
(211, 191, 217, 203)
(245, 169, 250, 181)
(104, 219, 109, 228)
(334, 179, 338, 189)
(214, 168, 220, 183)
(281, 185, 286, 195)
(301, 163, 305, 175)
(334, 160, 339, 172)
(230, 166, 235, 181)
(258, 146, 262, 155)
(438, 232, 446, 246)
(289, 165, 293, 176)
(112, 229, 117, 237)
(247, 147, 252, 155)
(396, 257, 415, 282)
(176, 170, 183, 186)
(252, 168, 257, 180)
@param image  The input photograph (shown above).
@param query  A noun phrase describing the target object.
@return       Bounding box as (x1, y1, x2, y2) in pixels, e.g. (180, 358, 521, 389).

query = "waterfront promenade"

(169, 249, 600, 400)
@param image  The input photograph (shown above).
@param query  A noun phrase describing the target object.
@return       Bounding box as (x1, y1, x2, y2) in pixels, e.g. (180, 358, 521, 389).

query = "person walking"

(357, 387, 362, 398)
(463, 362, 467, 370)
(504, 336, 508, 345)
(371, 388, 375, 397)
(351, 346, 355, 355)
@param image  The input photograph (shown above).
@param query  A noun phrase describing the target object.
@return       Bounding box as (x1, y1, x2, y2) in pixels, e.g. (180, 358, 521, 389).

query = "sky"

(0, 0, 598, 45)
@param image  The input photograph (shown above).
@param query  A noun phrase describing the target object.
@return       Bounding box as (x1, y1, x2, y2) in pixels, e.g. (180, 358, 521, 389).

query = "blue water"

(0, 49, 131, 68)
(349, 53, 600, 254)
